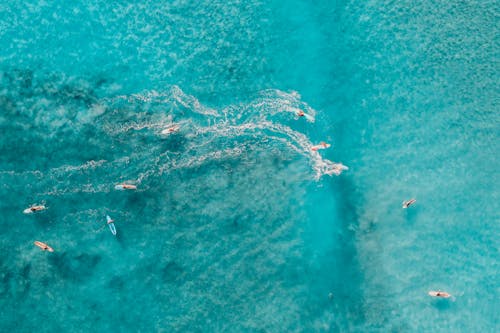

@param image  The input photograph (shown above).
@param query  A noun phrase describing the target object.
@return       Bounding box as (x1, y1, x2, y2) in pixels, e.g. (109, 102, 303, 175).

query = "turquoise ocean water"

(0, 1, 498, 332)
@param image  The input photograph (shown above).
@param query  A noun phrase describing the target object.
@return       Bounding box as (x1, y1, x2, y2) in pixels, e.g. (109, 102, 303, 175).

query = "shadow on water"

(432, 298, 453, 311)
(108, 226, 125, 246)
(403, 206, 419, 226)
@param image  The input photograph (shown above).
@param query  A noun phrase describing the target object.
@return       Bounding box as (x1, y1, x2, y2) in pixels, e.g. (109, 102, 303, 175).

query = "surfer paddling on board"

(295, 109, 314, 122)
(161, 123, 180, 135)
(402, 198, 416, 209)
(311, 142, 331, 151)
(34, 241, 54, 252)
(106, 215, 117, 235)
(115, 183, 137, 190)
(324, 163, 348, 176)
(428, 290, 451, 298)
(23, 205, 47, 214)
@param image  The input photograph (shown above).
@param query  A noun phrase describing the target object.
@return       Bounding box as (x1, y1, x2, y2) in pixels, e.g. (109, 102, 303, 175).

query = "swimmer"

(115, 183, 137, 190)
(34, 241, 54, 252)
(311, 142, 331, 151)
(23, 205, 47, 214)
(161, 124, 180, 135)
(402, 198, 416, 209)
(324, 163, 349, 176)
(428, 290, 451, 298)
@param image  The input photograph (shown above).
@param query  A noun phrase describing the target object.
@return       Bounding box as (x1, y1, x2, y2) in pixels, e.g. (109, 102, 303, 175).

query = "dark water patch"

(107, 275, 125, 292)
(3, 69, 34, 96)
(161, 261, 186, 285)
(0, 262, 32, 299)
(57, 83, 97, 108)
(322, 176, 368, 329)
(48, 252, 101, 282)
(0, 70, 112, 171)
(159, 133, 189, 153)
(432, 298, 453, 311)
(0, 271, 12, 297)
(404, 205, 419, 225)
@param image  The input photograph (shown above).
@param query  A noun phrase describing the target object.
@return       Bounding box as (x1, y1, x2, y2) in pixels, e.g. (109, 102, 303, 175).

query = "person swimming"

(402, 198, 416, 209)
(428, 290, 451, 298)
(34, 241, 54, 252)
(115, 183, 137, 190)
(311, 142, 331, 151)
(324, 163, 348, 176)
(23, 205, 47, 214)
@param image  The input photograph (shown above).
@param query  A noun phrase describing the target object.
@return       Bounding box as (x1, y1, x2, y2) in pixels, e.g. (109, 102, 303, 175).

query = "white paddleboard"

(428, 291, 451, 298)
(23, 205, 46, 214)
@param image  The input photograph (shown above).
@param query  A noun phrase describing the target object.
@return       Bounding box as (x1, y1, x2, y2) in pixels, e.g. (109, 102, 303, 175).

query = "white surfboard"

(304, 113, 315, 122)
(115, 184, 137, 190)
(428, 291, 451, 298)
(23, 205, 46, 214)
(161, 124, 180, 135)
(311, 143, 331, 151)
(106, 215, 117, 236)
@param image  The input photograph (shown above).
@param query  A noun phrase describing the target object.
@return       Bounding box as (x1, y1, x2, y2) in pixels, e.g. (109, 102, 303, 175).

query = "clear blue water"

(0, 1, 498, 332)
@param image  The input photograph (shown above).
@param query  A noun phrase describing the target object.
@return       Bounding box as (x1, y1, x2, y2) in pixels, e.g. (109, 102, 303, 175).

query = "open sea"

(0, 1, 498, 332)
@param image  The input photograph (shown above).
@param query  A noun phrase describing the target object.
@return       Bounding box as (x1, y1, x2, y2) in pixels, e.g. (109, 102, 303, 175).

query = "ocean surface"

(0, 1, 498, 332)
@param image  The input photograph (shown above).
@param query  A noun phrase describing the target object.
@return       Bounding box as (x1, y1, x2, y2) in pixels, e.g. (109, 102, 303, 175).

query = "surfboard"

(115, 184, 136, 191)
(107, 215, 117, 236)
(34, 241, 54, 252)
(311, 143, 331, 151)
(304, 113, 315, 122)
(428, 291, 451, 298)
(23, 208, 34, 214)
(161, 124, 180, 135)
(402, 199, 416, 209)
(23, 205, 46, 214)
